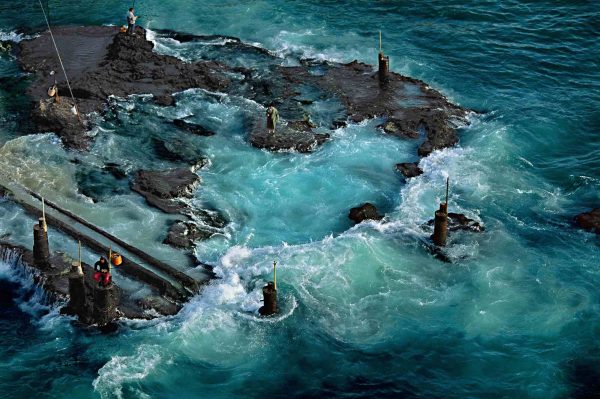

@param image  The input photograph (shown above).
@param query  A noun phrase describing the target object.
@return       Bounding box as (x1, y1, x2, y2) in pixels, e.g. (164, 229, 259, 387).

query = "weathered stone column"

(259, 281, 278, 316)
(66, 261, 86, 318)
(432, 206, 448, 247)
(93, 284, 119, 326)
(32, 218, 50, 268)
(378, 52, 389, 81)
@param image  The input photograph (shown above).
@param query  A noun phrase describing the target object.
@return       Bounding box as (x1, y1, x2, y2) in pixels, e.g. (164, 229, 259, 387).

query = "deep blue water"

(0, 1, 599, 398)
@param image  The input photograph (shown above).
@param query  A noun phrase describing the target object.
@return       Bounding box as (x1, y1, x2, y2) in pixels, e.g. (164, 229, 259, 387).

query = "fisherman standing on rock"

(126, 8, 138, 35)
(266, 104, 279, 134)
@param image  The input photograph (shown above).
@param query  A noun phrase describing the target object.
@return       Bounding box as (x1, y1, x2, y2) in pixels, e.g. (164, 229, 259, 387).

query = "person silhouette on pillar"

(93, 256, 111, 287)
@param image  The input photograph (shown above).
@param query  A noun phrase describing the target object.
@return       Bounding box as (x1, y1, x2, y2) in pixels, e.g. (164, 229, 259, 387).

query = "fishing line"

(37, 0, 80, 118)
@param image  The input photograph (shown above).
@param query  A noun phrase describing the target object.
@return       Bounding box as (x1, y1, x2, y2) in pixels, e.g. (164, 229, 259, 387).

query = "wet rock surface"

(426, 212, 484, 233)
(173, 118, 216, 136)
(575, 208, 600, 234)
(250, 119, 330, 153)
(396, 162, 423, 178)
(151, 137, 208, 167)
(18, 26, 230, 148)
(164, 212, 227, 249)
(349, 203, 383, 224)
(131, 168, 199, 214)
(18, 26, 468, 157)
(275, 60, 469, 157)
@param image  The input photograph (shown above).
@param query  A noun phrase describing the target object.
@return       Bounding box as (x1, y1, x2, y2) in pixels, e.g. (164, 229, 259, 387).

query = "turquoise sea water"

(0, 1, 599, 398)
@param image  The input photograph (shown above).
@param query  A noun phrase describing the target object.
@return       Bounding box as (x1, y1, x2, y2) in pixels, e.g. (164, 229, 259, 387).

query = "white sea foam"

(93, 345, 162, 399)
(0, 30, 33, 43)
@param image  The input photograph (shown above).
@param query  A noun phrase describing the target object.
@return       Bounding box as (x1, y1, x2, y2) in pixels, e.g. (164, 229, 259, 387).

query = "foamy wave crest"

(271, 30, 365, 64)
(93, 345, 162, 399)
(0, 30, 33, 43)
(0, 248, 60, 322)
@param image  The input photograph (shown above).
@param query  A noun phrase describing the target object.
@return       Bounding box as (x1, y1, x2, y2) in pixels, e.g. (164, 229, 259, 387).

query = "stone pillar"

(432, 207, 448, 247)
(93, 284, 119, 326)
(32, 218, 50, 268)
(378, 52, 389, 81)
(259, 281, 278, 316)
(66, 261, 86, 318)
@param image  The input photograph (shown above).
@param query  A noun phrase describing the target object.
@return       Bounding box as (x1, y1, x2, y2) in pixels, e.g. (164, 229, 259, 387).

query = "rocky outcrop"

(151, 137, 208, 168)
(131, 168, 199, 214)
(250, 119, 329, 153)
(575, 208, 600, 234)
(395, 162, 423, 178)
(164, 209, 228, 249)
(277, 60, 468, 157)
(349, 203, 383, 224)
(154, 94, 175, 107)
(18, 26, 230, 149)
(426, 213, 484, 233)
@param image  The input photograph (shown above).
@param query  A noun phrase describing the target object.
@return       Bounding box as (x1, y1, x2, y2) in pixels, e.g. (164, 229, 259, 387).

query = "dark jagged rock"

(331, 119, 348, 129)
(380, 120, 420, 139)
(575, 208, 600, 234)
(151, 137, 208, 167)
(395, 162, 423, 178)
(173, 119, 216, 136)
(277, 60, 468, 157)
(426, 213, 484, 233)
(154, 94, 175, 106)
(18, 26, 230, 149)
(131, 168, 199, 214)
(137, 296, 179, 316)
(349, 203, 383, 224)
(31, 98, 89, 150)
(164, 210, 228, 249)
(103, 162, 128, 180)
(165, 221, 211, 249)
(250, 119, 330, 153)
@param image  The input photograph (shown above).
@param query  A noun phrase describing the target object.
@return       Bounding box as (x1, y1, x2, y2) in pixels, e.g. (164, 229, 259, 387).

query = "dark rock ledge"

(575, 208, 600, 234)
(18, 26, 230, 149)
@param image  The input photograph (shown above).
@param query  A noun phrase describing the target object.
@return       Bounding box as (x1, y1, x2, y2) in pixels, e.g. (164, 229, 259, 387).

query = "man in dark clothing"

(126, 8, 138, 35)
(93, 257, 111, 287)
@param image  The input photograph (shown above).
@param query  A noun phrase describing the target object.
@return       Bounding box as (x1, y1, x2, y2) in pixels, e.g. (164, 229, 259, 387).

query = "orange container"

(111, 253, 123, 266)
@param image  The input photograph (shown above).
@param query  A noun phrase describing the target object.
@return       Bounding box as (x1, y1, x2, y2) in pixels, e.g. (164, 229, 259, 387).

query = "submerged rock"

(131, 168, 199, 214)
(349, 203, 383, 224)
(395, 162, 423, 178)
(575, 208, 600, 234)
(173, 119, 216, 136)
(75, 163, 130, 202)
(151, 137, 208, 167)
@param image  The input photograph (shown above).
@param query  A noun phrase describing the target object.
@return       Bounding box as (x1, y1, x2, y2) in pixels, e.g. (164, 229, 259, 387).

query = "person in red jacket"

(93, 256, 111, 287)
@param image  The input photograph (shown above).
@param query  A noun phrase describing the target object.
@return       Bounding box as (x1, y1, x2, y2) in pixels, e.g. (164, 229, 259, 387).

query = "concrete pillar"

(432, 208, 448, 247)
(93, 284, 119, 326)
(259, 281, 278, 316)
(32, 218, 50, 268)
(378, 52, 389, 81)
(66, 261, 86, 318)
